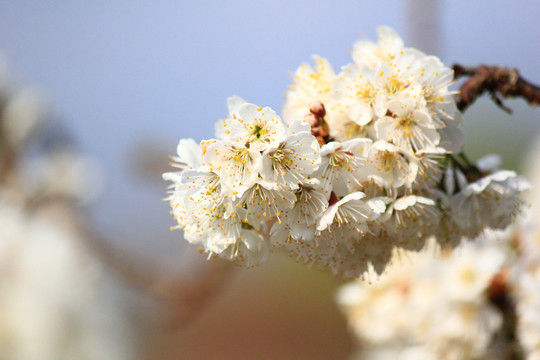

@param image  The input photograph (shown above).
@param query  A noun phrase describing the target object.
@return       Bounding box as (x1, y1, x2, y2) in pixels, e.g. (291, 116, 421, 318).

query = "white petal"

(227, 95, 247, 114)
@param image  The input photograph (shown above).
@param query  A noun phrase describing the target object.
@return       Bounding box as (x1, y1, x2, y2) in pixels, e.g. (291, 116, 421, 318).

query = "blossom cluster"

(336, 134, 540, 360)
(516, 254, 540, 360)
(337, 236, 508, 360)
(164, 27, 528, 277)
(337, 209, 540, 360)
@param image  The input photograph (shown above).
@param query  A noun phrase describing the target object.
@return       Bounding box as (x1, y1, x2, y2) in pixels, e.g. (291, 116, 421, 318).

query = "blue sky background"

(0, 0, 538, 260)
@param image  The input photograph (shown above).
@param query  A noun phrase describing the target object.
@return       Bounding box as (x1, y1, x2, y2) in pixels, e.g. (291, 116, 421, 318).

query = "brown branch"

(84, 229, 235, 329)
(453, 64, 540, 113)
(487, 270, 524, 360)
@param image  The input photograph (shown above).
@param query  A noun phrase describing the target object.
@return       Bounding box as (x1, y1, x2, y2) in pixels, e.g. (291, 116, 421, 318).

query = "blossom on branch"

(163, 26, 528, 277)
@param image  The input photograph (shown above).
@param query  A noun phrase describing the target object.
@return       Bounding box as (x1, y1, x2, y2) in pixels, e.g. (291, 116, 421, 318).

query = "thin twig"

(85, 229, 235, 329)
(453, 64, 540, 113)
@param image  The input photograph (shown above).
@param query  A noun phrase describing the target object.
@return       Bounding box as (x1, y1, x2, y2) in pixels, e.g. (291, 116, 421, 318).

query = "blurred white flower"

(2, 87, 48, 147)
(352, 26, 405, 68)
(451, 170, 530, 237)
(0, 200, 134, 360)
(24, 148, 103, 204)
(337, 240, 505, 360)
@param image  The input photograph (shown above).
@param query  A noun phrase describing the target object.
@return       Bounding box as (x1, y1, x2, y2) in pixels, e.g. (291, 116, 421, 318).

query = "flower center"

(232, 147, 250, 164)
(270, 148, 294, 170)
(329, 149, 355, 170)
(398, 115, 413, 137)
(296, 185, 313, 203)
(374, 150, 397, 172)
(386, 74, 407, 95)
(252, 124, 267, 139)
(355, 83, 376, 100)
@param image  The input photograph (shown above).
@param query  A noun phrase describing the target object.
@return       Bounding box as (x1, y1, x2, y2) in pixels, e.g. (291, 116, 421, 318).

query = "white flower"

(417, 57, 459, 122)
(165, 167, 226, 237)
(163, 172, 190, 233)
(334, 63, 386, 128)
(432, 190, 465, 248)
(316, 192, 382, 261)
(204, 140, 262, 198)
(412, 244, 504, 360)
(451, 170, 530, 236)
(167, 166, 270, 266)
(375, 97, 440, 153)
(3, 87, 47, 147)
(327, 115, 372, 142)
(274, 191, 386, 278)
(439, 241, 506, 301)
(186, 200, 242, 249)
(216, 101, 287, 151)
(437, 119, 464, 154)
(316, 138, 372, 197)
(337, 239, 505, 360)
(367, 141, 419, 190)
(424, 300, 502, 360)
(225, 94, 247, 114)
(182, 167, 228, 211)
(167, 167, 240, 252)
(206, 225, 268, 267)
(238, 182, 296, 223)
(170, 138, 203, 170)
(352, 26, 405, 68)
(280, 181, 328, 241)
(383, 195, 440, 251)
(515, 268, 540, 358)
(163, 140, 209, 236)
(25, 147, 103, 204)
(317, 192, 378, 233)
(410, 149, 446, 194)
(337, 268, 414, 345)
(260, 120, 321, 190)
(282, 56, 336, 125)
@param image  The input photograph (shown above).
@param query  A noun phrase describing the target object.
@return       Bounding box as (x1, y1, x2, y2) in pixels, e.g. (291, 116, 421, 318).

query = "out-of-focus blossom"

(0, 200, 134, 360)
(337, 239, 506, 360)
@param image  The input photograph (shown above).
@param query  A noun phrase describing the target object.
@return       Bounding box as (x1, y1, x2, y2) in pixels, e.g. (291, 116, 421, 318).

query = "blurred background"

(0, 1, 538, 359)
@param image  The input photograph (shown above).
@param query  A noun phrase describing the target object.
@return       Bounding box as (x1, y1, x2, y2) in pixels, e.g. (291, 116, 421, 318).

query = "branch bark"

(453, 64, 540, 113)
(487, 269, 524, 360)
